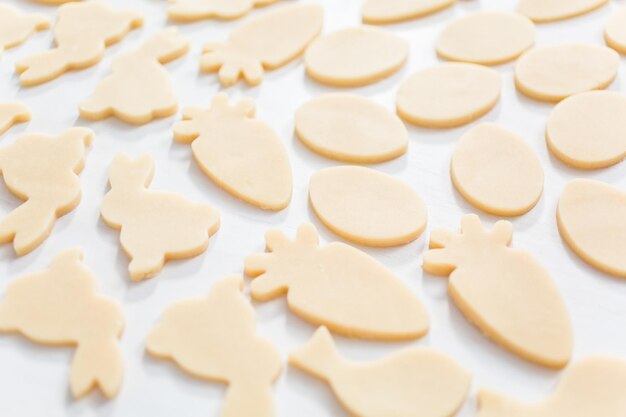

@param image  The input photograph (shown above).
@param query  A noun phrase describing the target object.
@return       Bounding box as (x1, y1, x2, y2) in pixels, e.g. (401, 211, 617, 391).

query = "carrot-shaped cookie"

(423, 214, 573, 368)
(147, 275, 281, 417)
(0, 127, 93, 256)
(0, 5, 49, 58)
(0, 103, 30, 136)
(244, 223, 429, 340)
(0, 249, 124, 399)
(168, 0, 278, 21)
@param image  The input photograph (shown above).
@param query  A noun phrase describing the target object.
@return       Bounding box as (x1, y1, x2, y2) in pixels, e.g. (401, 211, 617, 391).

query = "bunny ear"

(490, 221, 513, 246)
(429, 228, 454, 249)
(461, 214, 485, 236)
(296, 224, 319, 246)
(265, 229, 290, 252)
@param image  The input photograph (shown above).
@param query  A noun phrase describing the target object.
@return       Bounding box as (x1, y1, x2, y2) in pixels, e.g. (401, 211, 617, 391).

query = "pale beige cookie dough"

(304, 26, 408, 87)
(451, 123, 544, 216)
(605, 8, 626, 54)
(101, 153, 220, 281)
(436, 11, 535, 65)
(32, 0, 78, 4)
(423, 214, 573, 368)
(0, 249, 124, 399)
(478, 357, 626, 417)
(557, 179, 626, 278)
(80, 28, 189, 125)
(515, 43, 619, 102)
(0, 128, 93, 256)
(547, 91, 626, 169)
(0, 103, 30, 136)
(309, 166, 427, 247)
(290, 327, 471, 417)
(397, 63, 501, 128)
(173, 94, 292, 210)
(15, 2, 143, 87)
(518, 0, 608, 23)
(295, 93, 408, 163)
(168, 0, 278, 21)
(0, 5, 49, 58)
(362, 0, 455, 24)
(201, 5, 323, 86)
(147, 275, 281, 417)
(244, 224, 429, 341)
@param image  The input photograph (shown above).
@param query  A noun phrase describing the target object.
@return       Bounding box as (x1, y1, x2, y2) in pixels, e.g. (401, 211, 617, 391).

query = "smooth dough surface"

(244, 224, 429, 341)
(200, 5, 323, 86)
(147, 275, 281, 417)
(478, 357, 626, 417)
(397, 63, 501, 128)
(309, 166, 427, 247)
(0, 103, 30, 136)
(518, 0, 608, 22)
(557, 179, 626, 278)
(436, 11, 535, 65)
(605, 8, 626, 54)
(0, 128, 93, 256)
(174, 94, 292, 210)
(101, 153, 220, 281)
(0, 5, 49, 57)
(515, 43, 619, 102)
(423, 214, 573, 368)
(168, 0, 277, 21)
(547, 91, 626, 169)
(290, 327, 471, 417)
(295, 93, 408, 163)
(451, 123, 544, 216)
(362, 0, 455, 24)
(304, 26, 408, 87)
(0, 249, 124, 399)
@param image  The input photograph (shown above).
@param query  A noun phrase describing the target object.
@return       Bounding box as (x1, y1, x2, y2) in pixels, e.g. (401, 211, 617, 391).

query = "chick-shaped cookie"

(0, 103, 30, 136)
(290, 327, 471, 417)
(0, 249, 124, 399)
(478, 356, 626, 417)
(0, 5, 49, 58)
(168, 0, 278, 21)
(173, 94, 292, 210)
(200, 4, 323, 86)
(101, 153, 220, 281)
(80, 28, 189, 125)
(0, 127, 93, 256)
(244, 223, 429, 341)
(147, 275, 281, 417)
(15, 2, 142, 86)
(423, 214, 573, 368)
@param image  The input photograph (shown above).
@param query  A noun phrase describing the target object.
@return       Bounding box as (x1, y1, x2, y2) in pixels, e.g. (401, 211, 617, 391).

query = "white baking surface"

(0, 0, 625, 416)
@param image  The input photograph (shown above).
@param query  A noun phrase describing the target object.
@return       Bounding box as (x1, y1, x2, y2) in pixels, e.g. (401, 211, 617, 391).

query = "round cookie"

(436, 11, 535, 65)
(518, 0, 608, 23)
(547, 91, 626, 169)
(362, 0, 455, 24)
(605, 8, 626, 54)
(396, 63, 501, 128)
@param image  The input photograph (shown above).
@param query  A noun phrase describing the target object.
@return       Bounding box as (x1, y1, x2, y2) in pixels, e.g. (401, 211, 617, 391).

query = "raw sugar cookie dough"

(397, 63, 501, 128)
(362, 0, 455, 24)
(518, 0, 608, 23)
(547, 91, 626, 169)
(168, 0, 278, 22)
(515, 43, 619, 102)
(290, 327, 471, 417)
(0, 5, 49, 58)
(436, 11, 535, 65)
(309, 166, 427, 247)
(451, 123, 544, 216)
(304, 26, 408, 87)
(605, 8, 626, 54)
(295, 94, 408, 163)
(557, 179, 626, 279)
(0, 103, 30, 136)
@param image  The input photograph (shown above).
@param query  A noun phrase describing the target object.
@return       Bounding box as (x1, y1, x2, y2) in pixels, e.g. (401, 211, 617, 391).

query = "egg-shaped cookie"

(557, 179, 626, 278)
(304, 26, 408, 87)
(605, 8, 626, 54)
(309, 166, 427, 247)
(518, 0, 608, 23)
(362, 0, 455, 24)
(295, 94, 407, 163)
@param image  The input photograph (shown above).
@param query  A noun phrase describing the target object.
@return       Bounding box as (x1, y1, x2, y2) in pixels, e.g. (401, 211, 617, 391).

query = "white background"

(0, 0, 625, 416)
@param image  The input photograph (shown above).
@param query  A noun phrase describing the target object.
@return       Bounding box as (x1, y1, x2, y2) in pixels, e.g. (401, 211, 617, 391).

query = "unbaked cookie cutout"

(101, 153, 220, 281)
(547, 91, 626, 169)
(451, 123, 543, 216)
(362, 0, 455, 24)
(0, 103, 30, 136)
(295, 93, 407, 163)
(305, 26, 408, 87)
(290, 327, 471, 417)
(515, 43, 619, 102)
(397, 63, 501, 128)
(423, 214, 573, 368)
(0, 5, 49, 58)
(309, 166, 427, 247)
(557, 179, 626, 278)
(0, 249, 124, 399)
(605, 8, 626, 54)
(518, 0, 608, 23)
(168, 0, 277, 21)
(244, 224, 429, 341)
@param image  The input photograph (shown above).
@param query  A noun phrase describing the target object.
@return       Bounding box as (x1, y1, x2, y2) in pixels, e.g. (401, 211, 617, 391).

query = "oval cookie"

(518, 0, 608, 23)
(305, 26, 408, 87)
(557, 179, 626, 278)
(397, 63, 501, 128)
(515, 43, 619, 102)
(362, 0, 455, 24)
(309, 166, 427, 247)
(295, 94, 407, 163)
(605, 8, 626, 54)
(451, 123, 543, 216)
